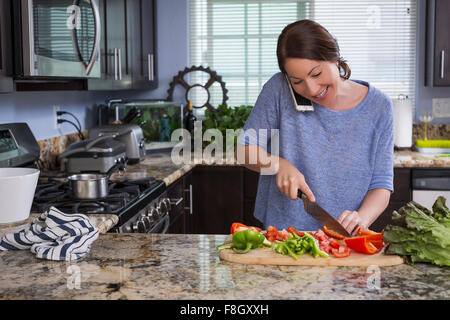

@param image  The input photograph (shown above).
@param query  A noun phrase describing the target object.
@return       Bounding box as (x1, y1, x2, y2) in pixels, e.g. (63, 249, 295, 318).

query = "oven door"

(19, 0, 100, 78)
(149, 213, 170, 234)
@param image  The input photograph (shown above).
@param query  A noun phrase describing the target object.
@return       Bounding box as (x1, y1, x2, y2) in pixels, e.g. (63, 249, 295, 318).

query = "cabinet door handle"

(441, 50, 445, 79)
(148, 53, 154, 81)
(189, 184, 193, 215)
(184, 184, 193, 215)
(118, 48, 122, 80)
(114, 48, 118, 80)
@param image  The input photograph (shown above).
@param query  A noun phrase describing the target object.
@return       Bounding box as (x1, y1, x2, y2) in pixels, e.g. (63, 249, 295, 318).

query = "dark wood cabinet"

(88, 0, 131, 90)
(371, 168, 412, 232)
(129, 0, 157, 90)
(167, 171, 192, 234)
(433, 0, 450, 86)
(88, 0, 156, 90)
(243, 168, 264, 229)
(0, 0, 13, 93)
(191, 166, 245, 234)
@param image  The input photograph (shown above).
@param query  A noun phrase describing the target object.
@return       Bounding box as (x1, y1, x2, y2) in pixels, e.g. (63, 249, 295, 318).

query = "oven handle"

(85, 0, 101, 75)
(161, 214, 170, 234)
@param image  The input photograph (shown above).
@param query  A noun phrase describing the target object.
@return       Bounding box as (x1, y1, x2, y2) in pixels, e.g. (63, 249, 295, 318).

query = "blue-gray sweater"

(237, 72, 394, 230)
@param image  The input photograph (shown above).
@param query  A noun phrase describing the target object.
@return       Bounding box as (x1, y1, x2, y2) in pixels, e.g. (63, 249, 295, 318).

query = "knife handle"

(297, 189, 305, 199)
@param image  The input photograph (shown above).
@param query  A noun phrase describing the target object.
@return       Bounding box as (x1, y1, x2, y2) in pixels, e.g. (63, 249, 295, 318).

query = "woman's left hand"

(337, 210, 367, 236)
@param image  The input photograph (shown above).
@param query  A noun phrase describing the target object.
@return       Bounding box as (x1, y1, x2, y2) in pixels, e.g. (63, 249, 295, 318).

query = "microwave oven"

(12, 0, 101, 78)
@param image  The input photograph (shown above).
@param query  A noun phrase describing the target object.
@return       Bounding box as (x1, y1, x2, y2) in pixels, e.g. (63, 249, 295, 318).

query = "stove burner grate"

(32, 177, 158, 215)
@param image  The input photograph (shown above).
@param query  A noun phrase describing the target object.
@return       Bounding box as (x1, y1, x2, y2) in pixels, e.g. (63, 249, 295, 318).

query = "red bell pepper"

(231, 223, 247, 234)
(230, 222, 262, 234)
(323, 225, 347, 240)
(287, 226, 305, 237)
(344, 233, 384, 255)
(331, 245, 351, 258)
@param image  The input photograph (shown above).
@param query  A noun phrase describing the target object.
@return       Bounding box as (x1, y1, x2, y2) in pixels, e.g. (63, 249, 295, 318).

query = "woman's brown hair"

(277, 19, 351, 80)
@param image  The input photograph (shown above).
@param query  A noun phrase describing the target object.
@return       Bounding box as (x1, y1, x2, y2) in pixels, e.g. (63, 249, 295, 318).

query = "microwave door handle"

(85, 0, 101, 75)
(69, 2, 84, 65)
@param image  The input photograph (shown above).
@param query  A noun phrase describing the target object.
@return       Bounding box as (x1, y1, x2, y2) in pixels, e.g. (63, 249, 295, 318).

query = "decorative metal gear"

(166, 65, 229, 112)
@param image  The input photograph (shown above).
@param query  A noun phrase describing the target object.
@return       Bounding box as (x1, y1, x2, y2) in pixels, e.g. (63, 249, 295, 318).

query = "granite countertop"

(0, 233, 448, 300)
(394, 150, 450, 168)
(0, 214, 118, 238)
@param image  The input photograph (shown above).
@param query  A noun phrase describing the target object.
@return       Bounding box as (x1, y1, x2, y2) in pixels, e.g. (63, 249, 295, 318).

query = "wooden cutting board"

(219, 247, 404, 267)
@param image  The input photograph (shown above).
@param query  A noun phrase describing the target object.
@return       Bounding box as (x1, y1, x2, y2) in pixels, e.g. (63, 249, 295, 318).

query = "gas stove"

(31, 177, 170, 233)
(0, 123, 170, 234)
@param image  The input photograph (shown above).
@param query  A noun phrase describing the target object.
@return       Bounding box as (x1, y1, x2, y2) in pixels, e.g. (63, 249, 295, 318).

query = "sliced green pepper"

(216, 242, 233, 251)
(303, 232, 329, 258)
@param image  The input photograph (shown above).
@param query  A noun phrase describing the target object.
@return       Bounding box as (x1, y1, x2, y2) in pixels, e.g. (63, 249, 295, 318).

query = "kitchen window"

(189, 0, 417, 111)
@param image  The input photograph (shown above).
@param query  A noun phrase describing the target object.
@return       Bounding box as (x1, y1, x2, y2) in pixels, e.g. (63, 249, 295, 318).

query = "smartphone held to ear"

(285, 74, 314, 112)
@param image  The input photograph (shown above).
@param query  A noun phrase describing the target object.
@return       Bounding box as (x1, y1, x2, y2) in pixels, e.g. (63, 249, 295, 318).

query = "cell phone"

(285, 74, 314, 112)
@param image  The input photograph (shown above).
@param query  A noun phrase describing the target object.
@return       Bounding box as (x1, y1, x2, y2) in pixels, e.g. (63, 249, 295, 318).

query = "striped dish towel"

(0, 207, 99, 261)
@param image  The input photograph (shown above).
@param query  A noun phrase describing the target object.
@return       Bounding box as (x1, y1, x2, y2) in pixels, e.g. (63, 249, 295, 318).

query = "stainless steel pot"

(68, 163, 124, 199)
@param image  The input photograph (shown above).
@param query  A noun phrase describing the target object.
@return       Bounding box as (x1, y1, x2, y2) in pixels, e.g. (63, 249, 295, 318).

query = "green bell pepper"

(231, 229, 266, 254)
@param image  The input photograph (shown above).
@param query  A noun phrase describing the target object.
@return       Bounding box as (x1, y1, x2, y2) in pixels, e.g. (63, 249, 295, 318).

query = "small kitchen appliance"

(88, 124, 146, 164)
(58, 136, 127, 173)
(12, 0, 101, 78)
(0, 123, 41, 168)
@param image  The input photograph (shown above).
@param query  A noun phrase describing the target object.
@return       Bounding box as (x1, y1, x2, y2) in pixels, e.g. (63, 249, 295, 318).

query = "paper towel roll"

(393, 95, 412, 148)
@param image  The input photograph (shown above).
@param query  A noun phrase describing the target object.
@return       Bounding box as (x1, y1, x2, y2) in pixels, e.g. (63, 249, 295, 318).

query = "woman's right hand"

(276, 158, 316, 202)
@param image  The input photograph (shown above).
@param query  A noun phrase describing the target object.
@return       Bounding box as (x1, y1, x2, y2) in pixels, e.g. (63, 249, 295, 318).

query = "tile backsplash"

(37, 131, 87, 170)
(413, 124, 450, 143)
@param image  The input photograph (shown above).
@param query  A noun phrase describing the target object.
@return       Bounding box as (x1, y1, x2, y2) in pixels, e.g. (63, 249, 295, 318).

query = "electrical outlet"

(432, 98, 450, 118)
(54, 105, 61, 129)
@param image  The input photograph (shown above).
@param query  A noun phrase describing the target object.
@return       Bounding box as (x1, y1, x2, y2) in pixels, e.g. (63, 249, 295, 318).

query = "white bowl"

(0, 168, 40, 224)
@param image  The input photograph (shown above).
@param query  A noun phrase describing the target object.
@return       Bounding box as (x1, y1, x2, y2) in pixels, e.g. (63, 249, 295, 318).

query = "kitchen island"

(0, 233, 448, 300)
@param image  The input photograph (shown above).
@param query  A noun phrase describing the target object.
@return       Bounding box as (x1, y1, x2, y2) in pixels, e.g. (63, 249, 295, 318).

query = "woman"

(237, 19, 393, 235)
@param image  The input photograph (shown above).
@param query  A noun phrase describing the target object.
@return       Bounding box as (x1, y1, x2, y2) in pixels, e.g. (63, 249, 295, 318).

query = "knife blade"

(297, 190, 351, 237)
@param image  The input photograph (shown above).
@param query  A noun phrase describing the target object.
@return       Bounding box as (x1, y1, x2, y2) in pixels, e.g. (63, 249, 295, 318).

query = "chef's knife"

(297, 190, 351, 237)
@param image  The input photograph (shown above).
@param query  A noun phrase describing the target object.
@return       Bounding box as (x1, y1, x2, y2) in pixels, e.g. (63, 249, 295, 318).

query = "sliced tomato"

(276, 229, 289, 241)
(320, 244, 332, 254)
(313, 229, 328, 243)
(329, 239, 340, 249)
(265, 225, 279, 242)
(323, 225, 347, 240)
(331, 246, 351, 258)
